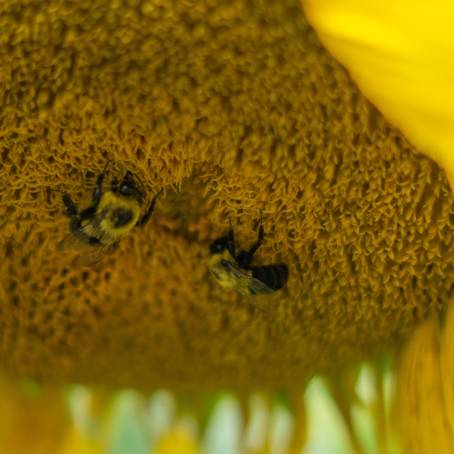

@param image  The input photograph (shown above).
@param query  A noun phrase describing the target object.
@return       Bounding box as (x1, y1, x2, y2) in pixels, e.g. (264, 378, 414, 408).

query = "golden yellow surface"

(1, 0, 453, 389)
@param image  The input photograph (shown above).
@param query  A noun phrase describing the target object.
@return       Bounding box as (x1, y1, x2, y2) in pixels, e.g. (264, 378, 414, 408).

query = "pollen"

(0, 0, 453, 389)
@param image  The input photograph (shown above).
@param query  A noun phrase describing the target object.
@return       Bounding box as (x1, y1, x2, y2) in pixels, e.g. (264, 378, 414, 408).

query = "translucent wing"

(58, 218, 101, 251)
(224, 261, 275, 295)
(57, 231, 115, 266)
(75, 244, 116, 266)
(57, 231, 86, 252)
(247, 277, 276, 295)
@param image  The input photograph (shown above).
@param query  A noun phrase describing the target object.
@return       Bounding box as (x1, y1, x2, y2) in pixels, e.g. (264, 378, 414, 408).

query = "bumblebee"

(59, 166, 161, 264)
(208, 220, 288, 295)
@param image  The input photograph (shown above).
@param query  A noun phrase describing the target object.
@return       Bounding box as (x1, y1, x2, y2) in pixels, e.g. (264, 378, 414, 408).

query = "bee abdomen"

(251, 264, 288, 290)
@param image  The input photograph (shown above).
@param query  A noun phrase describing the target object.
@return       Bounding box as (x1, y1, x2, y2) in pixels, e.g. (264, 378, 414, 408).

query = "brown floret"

(0, 0, 452, 389)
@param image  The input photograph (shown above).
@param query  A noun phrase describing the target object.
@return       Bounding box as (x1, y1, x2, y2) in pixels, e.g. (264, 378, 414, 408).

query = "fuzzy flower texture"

(2, 0, 454, 420)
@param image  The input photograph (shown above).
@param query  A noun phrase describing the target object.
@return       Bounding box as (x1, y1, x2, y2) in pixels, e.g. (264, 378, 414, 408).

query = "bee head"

(209, 231, 234, 256)
(209, 239, 227, 255)
(112, 172, 143, 202)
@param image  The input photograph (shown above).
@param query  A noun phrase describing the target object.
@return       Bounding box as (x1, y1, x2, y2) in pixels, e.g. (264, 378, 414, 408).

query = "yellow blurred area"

(301, 0, 454, 189)
(0, 379, 201, 454)
(397, 302, 454, 453)
(60, 428, 101, 454)
(0, 379, 67, 454)
(154, 427, 200, 454)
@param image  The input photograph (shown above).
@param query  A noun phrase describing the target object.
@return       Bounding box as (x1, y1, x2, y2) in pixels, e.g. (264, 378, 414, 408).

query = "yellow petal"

(396, 308, 454, 453)
(154, 427, 200, 454)
(302, 0, 454, 189)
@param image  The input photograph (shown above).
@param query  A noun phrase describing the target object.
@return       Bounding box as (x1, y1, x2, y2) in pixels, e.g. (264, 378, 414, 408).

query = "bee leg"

(69, 218, 83, 236)
(236, 223, 264, 268)
(247, 214, 264, 259)
(79, 206, 97, 220)
(138, 188, 163, 226)
(209, 229, 236, 256)
(110, 178, 119, 192)
(226, 229, 236, 257)
(62, 194, 79, 218)
(91, 171, 106, 207)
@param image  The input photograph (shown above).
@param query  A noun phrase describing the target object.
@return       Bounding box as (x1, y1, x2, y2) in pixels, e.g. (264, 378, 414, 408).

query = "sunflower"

(1, 0, 453, 452)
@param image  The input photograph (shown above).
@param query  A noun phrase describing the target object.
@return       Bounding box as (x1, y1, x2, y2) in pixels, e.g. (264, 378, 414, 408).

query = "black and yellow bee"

(208, 220, 288, 295)
(59, 166, 161, 264)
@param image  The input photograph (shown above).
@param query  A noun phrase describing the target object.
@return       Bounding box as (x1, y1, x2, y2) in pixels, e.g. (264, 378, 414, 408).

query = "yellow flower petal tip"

(302, 0, 454, 191)
(155, 427, 200, 454)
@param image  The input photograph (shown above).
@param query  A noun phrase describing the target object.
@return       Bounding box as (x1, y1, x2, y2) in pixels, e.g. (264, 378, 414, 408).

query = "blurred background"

(0, 358, 400, 454)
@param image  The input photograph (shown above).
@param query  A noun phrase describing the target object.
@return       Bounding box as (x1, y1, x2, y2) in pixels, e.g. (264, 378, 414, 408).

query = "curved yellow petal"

(396, 306, 454, 453)
(302, 0, 454, 189)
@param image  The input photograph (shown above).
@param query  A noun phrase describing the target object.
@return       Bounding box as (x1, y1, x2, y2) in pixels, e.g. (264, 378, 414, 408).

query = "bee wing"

(247, 277, 276, 295)
(224, 261, 274, 296)
(58, 232, 115, 266)
(73, 244, 115, 266)
(57, 231, 85, 252)
(58, 216, 101, 250)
